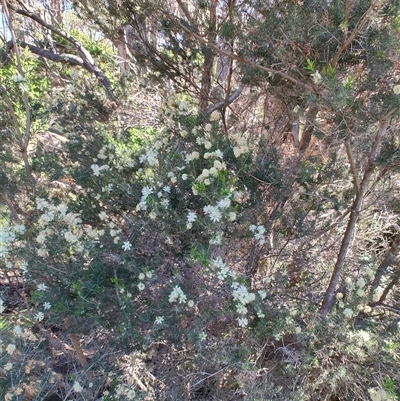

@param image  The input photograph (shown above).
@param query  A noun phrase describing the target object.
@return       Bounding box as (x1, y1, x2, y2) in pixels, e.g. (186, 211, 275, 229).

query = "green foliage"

(1, 0, 400, 400)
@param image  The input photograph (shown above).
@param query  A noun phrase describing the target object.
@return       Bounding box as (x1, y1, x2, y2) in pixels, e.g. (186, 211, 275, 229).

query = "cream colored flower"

(210, 110, 219, 121)
(73, 381, 83, 393)
(343, 308, 353, 318)
(4, 362, 12, 371)
(6, 344, 16, 355)
(204, 141, 212, 149)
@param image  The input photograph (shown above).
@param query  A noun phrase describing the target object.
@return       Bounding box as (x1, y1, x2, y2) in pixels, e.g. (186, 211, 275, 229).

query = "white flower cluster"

(12, 74, 27, 83)
(0, 223, 24, 259)
(209, 231, 223, 245)
(139, 147, 159, 166)
(196, 159, 226, 184)
(203, 195, 233, 223)
(311, 71, 322, 85)
(232, 133, 250, 158)
(393, 84, 400, 95)
(203, 205, 222, 223)
(97, 144, 114, 161)
(203, 149, 224, 160)
(369, 388, 391, 401)
(212, 256, 231, 280)
(186, 211, 197, 229)
(167, 171, 178, 184)
(185, 151, 200, 163)
(136, 186, 153, 211)
(211, 257, 266, 328)
(90, 163, 110, 177)
(168, 285, 187, 304)
(34, 198, 103, 256)
(338, 269, 378, 315)
(249, 224, 266, 245)
(232, 284, 256, 307)
(90, 144, 115, 176)
(210, 110, 219, 121)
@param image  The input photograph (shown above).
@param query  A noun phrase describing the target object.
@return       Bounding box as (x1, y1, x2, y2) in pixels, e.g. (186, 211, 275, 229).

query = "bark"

(320, 113, 393, 317)
(115, 27, 129, 75)
(205, 85, 243, 115)
(198, 0, 217, 111)
(376, 269, 400, 306)
(1, 190, 21, 222)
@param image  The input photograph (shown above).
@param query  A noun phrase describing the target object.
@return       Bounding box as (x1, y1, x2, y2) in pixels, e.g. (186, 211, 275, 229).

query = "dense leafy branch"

(163, 9, 314, 92)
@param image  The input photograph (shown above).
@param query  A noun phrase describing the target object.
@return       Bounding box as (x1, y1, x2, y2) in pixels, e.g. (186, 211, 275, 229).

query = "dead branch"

(6, 2, 116, 100)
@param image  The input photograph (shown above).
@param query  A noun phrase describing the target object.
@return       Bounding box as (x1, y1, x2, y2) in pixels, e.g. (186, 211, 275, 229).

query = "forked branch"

(320, 112, 394, 317)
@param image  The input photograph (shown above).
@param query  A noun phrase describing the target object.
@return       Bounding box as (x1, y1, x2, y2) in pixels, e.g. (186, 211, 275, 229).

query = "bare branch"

(205, 85, 243, 114)
(6, 2, 116, 100)
(15, 40, 97, 68)
(320, 112, 394, 317)
(345, 139, 360, 196)
(331, 3, 373, 67)
(176, 0, 193, 23)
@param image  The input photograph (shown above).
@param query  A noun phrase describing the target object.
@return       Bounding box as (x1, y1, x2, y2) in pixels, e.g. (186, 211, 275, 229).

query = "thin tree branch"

(15, 40, 96, 67)
(345, 139, 360, 196)
(6, 2, 116, 100)
(176, 0, 193, 24)
(320, 112, 394, 317)
(205, 85, 243, 114)
(331, 3, 373, 67)
(369, 230, 400, 296)
(1, 190, 21, 222)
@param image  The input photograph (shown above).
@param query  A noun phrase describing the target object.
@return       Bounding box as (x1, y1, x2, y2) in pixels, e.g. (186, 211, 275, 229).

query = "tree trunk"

(198, 0, 217, 111)
(320, 114, 393, 317)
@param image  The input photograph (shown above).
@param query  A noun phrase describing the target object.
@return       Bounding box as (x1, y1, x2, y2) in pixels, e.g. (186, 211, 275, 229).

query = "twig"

(331, 3, 373, 67)
(189, 367, 226, 390)
(64, 316, 94, 379)
(345, 139, 360, 196)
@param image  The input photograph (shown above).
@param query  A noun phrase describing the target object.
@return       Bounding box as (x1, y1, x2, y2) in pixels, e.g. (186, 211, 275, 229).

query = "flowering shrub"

(1, 41, 399, 401)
